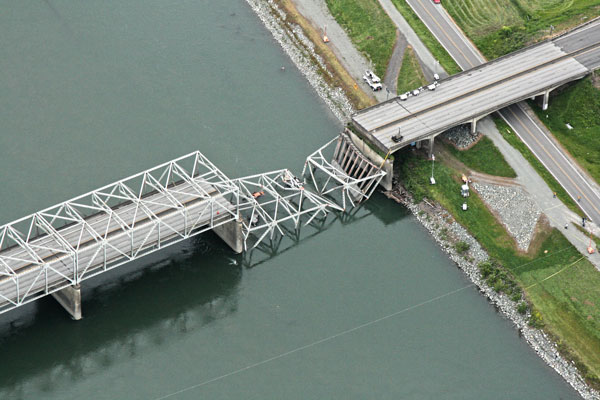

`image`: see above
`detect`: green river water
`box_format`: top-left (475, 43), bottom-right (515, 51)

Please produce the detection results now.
top-left (0, 1), bottom-right (582, 399)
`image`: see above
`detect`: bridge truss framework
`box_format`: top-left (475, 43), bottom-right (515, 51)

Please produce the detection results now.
top-left (0, 141), bottom-right (384, 315)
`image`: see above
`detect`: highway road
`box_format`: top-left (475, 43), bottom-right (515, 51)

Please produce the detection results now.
top-left (499, 104), bottom-right (600, 226)
top-left (404, 0), bottom-right (600, 224)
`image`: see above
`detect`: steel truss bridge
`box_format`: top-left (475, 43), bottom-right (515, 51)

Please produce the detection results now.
top-left (0, 138), bottom-right (384, 317)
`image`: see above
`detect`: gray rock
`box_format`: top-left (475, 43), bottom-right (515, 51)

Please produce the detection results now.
top-left (441, 124), bottom-right (481, 149)
top-left (472, 182), bottom-right (541, 251)
top-left (393, 190), bottom-right (598, 400)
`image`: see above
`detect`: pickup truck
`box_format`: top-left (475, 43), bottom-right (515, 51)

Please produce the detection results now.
top-left (363, 74), bottom-right (382, 91)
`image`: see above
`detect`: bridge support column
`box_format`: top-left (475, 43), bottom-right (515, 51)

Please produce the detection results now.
top-left (345, 129), bottom-right (393, 191)
top-left (428, 136), bottom-right (435, 157)
top-left (52, 284), bottom-right (82, 320)
top-left (471, 117), bottom-right (480, 134)
top-left (542, 90), bottom-right (551, 111)
top-left (214, 218), bottom-right (244, 254)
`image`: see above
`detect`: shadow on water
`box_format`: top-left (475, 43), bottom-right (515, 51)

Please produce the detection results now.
top-left (242, 192), bottom-right (411, 268)
top-left (0, 234), bottom-right (242, 398)
top-left (0, 192), bottom-right (411, 397)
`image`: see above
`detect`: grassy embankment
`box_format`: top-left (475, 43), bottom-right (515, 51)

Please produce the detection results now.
top-left (442, 0), bottom-right (600, 59)
top-left (444, 136), bottom-right (516, 178)
top-left (574, 223), bottom-right (600, 248)
top-left (396, 149), bottom-right (600, 388)
top-left (326, 0), bottom-right (397, 78)
top-left (391, 0), bottom-right (461, 75)
top-left (274, 0), bottom-right (376, 110)
top-left (397, 46), bottom-right (427, 93)
top-left (492, 116), bottom-right (584, 217)
top-left (529, 77), bottom-right (600, 185)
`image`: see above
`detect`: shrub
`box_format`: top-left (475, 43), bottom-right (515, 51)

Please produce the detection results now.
top-left (529, 310), bottom-right (544, 328)
top-left (517, 302), bottom-right (528, 315)
top-left (511, 291), bottom-right (522, 302)
top-left (454, 241), bottom-right (470, 254)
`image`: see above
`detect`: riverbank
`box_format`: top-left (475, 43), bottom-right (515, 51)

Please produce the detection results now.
top-left (244, 0), bottom-right (374, 121)
top-left (385, 186), bottom-right (599, 399)
top-left (244, 0), bottom-right (600, 397)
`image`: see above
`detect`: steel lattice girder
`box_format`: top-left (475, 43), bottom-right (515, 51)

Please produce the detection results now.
top-left (303, 136), bottom-right (386, 210)
top-left (0, 151), bottom-right (241, 312)
top-left (0, 151), bottom-right (348, 315)
top-left (234, 169), bottom-right (343, 250)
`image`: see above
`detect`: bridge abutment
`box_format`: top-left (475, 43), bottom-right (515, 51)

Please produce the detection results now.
top-left (214, 218), bottom-right (244, 253)
top-left (52, 284), bottom-right (82, 320)
top-left (345, 129), bottom-right (393, 190)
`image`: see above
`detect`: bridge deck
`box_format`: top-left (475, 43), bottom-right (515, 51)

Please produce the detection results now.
top-left (0, 149), bottom-right (359, 316)
top-left (0, 178), bottom-right (236, 310)
top-left (353, 37), bottom-right (595, 152)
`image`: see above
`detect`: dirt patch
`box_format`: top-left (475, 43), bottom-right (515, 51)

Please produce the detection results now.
top-left (437, 145), bottom-right (519, 187)
top-left (585, 299), bottom-right (595, 307)
top-left (527, 215), bottom-right (552, 257)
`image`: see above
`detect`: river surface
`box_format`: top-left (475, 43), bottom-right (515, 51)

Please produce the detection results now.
top-left (0, 1), bottom-right (582, 399)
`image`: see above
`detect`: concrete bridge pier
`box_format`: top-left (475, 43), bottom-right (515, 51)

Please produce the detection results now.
top-left (542, 89), bottom-right (552, 111)
top-left (470, 116), bottom-right (482, 134)
top-left (214, 218), bottom-right (244, 253)
top-left (427, 136), bottom-right (435, 157)
top-left (52, 284), bottom-right (82, 320)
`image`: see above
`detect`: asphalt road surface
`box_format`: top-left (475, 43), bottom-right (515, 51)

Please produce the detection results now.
top-left (405, 0), bottom-right (600, 223)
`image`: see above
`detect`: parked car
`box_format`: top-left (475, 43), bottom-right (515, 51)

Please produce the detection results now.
top-left (433, 0), bottom-right (441, 4)
top-left (363, 75), bottom-right (382, 91)
top-left (364, 69), bottom-right (381, 83)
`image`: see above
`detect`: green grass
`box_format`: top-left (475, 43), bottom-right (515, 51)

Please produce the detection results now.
top-left (444, 135), bottom-right (516, 178)
top-left (492, 115), bottom-right (584, 217)
top-left (529, 77), bottom-right (600, 185)
top-left (390, 0), bottom-right (461, 75)
top-left (396, 149), bottom-right (600, 388)
top-left (397, 46), bottom-right (427, 93)
top-left (326, 0), bottom-right (397, 78)
top-left (442, 0), bottom-right (600, 59)
top-left (574, 223), bottom-right (600, 248)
